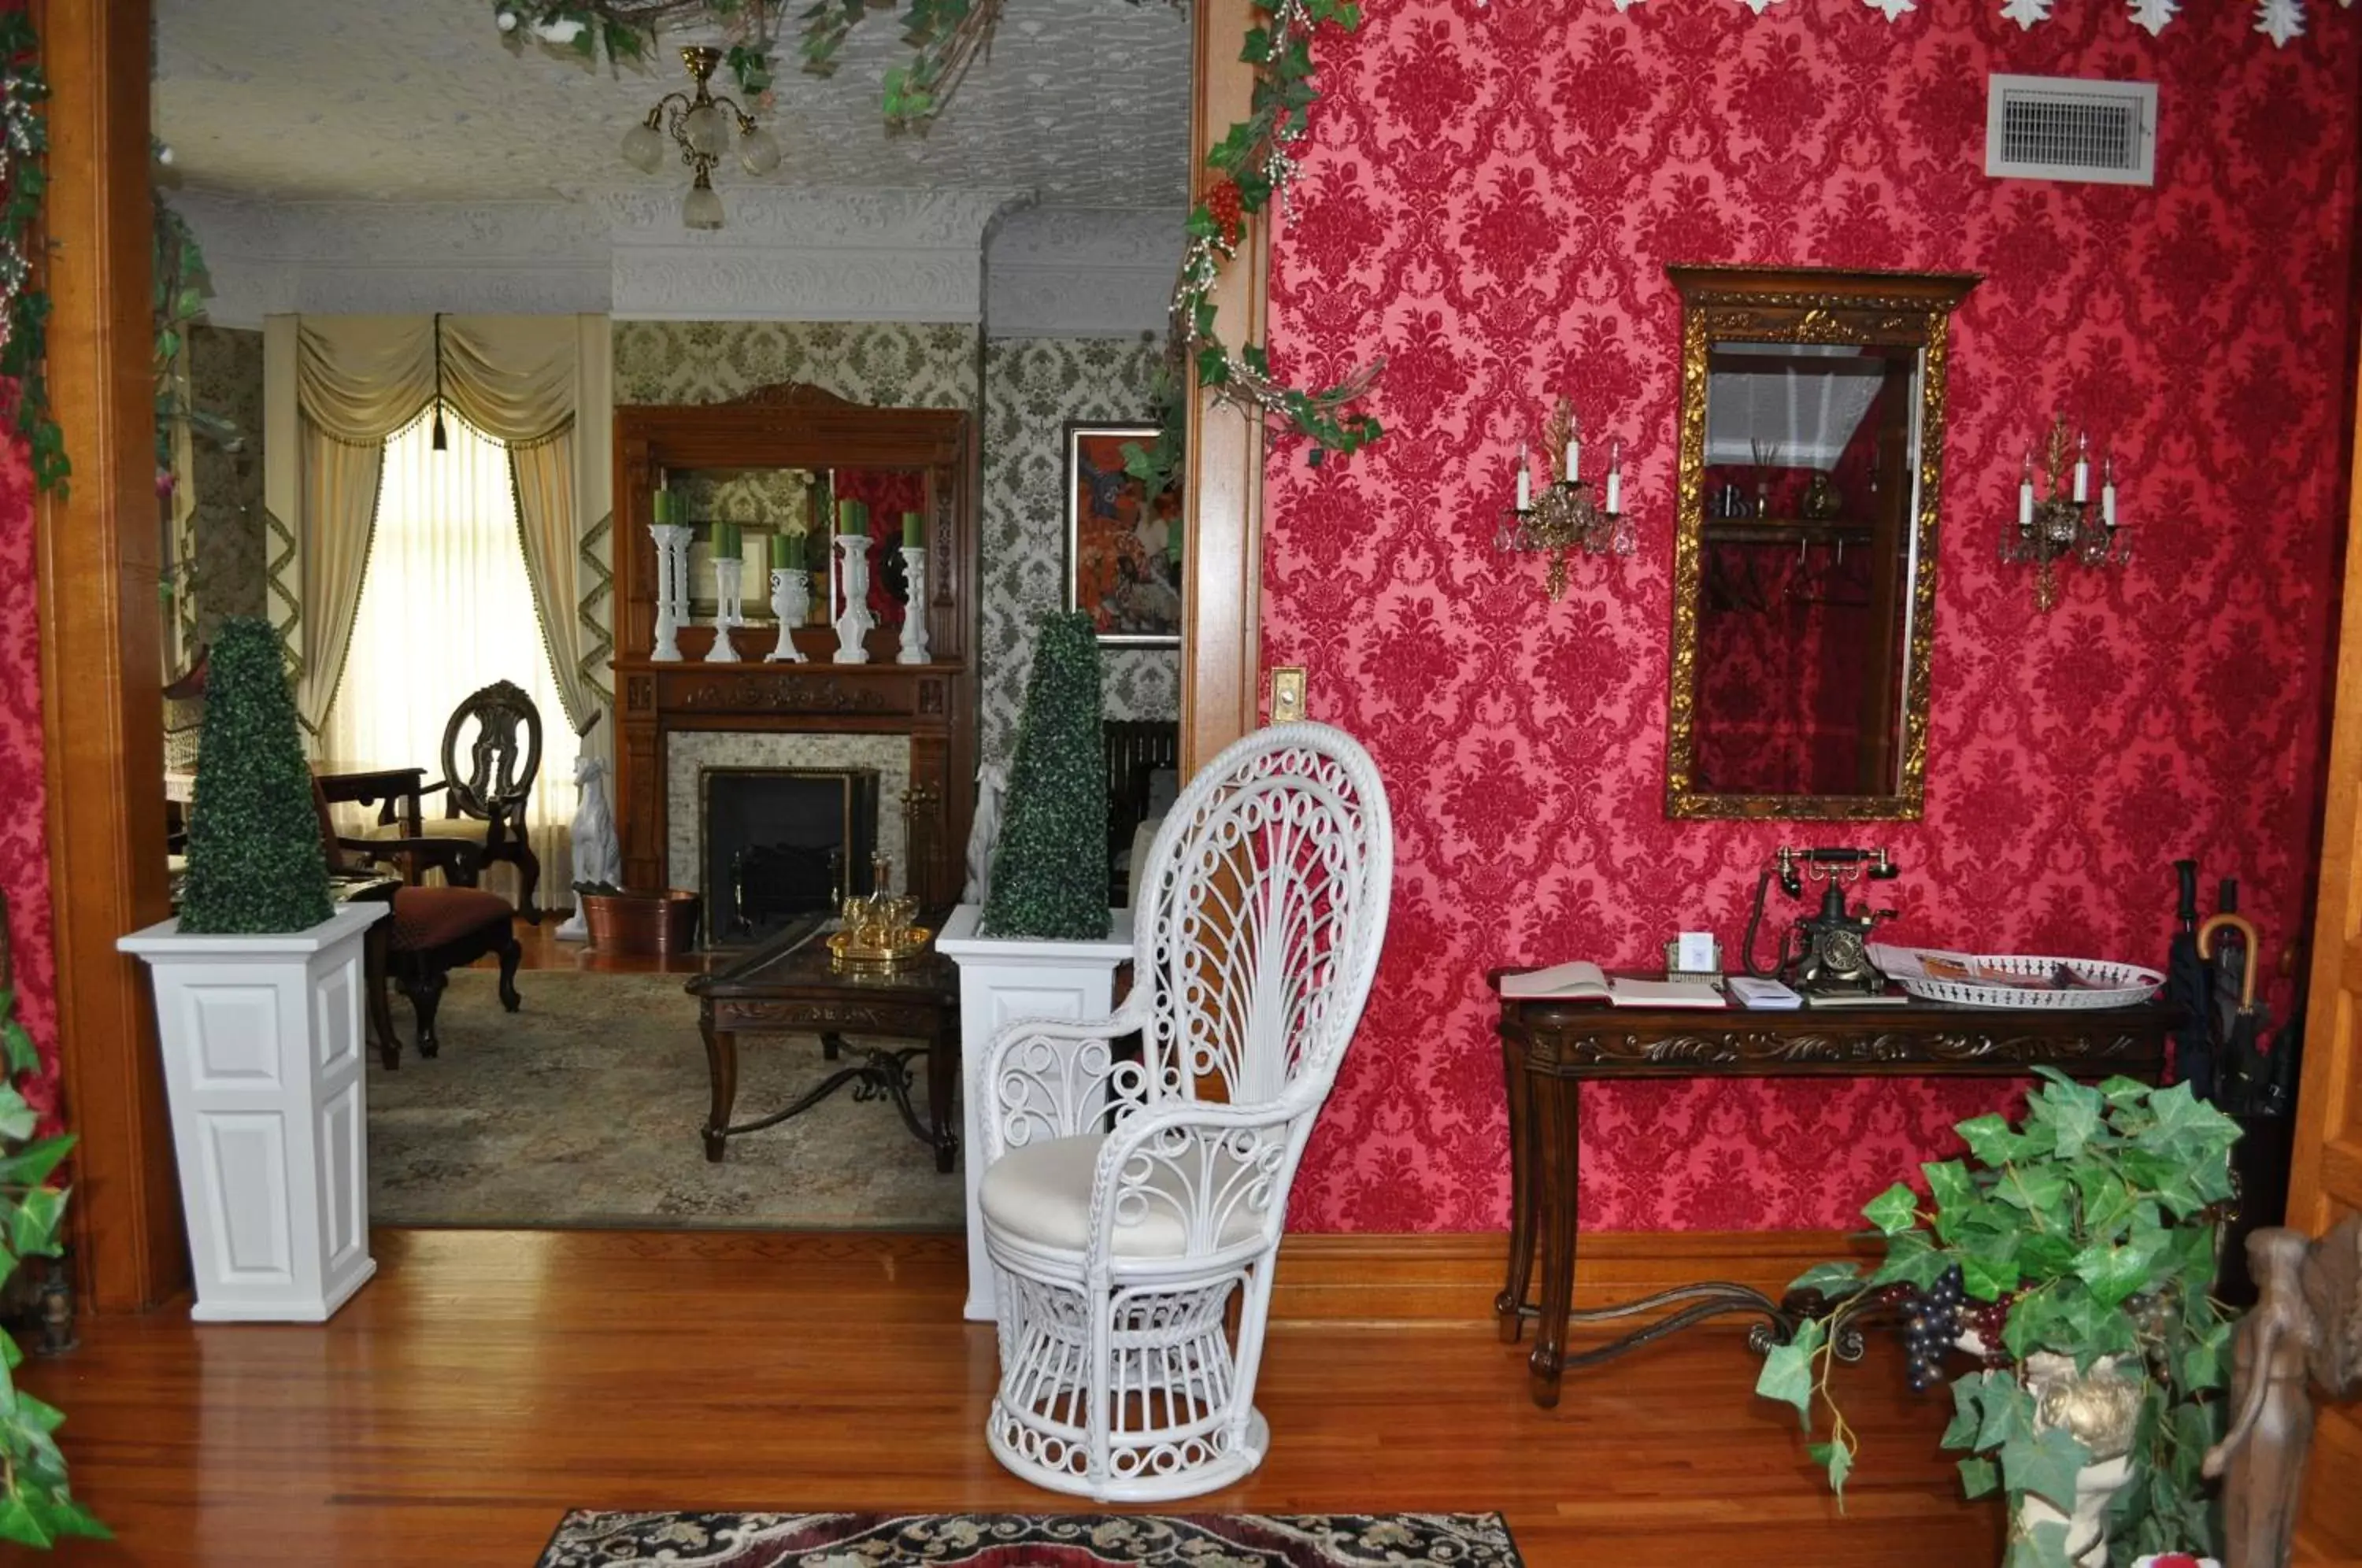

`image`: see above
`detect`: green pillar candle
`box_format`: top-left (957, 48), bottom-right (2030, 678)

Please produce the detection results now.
top-left (712, 521), bottom-right (740, 560)
top-left (769, 530), bottom-right (804, 571)
top-left (836, 498), bottom-right (868, 538)
top-left (901, 509), bottom-right (924, 549)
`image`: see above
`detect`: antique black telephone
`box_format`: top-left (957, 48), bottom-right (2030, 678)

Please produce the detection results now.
top-left (1742, 845), bottom-right (1900, 995)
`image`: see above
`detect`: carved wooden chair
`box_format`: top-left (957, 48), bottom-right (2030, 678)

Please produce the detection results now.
top-left (976, 722), bottom-right (1394, 1500)
top-left (314, 778), bottom-right (521, 1068)
top-left (361, 679), bottom-right (545, 922)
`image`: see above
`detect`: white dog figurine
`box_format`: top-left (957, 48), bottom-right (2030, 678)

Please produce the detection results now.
top-left (553, 753), bottom-right (623, 941)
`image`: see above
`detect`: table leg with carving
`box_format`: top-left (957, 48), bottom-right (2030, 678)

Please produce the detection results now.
top-left (1497, 1023), bottom-right (1536, 1344)
top-left (1528, 1074), bottom-right (1582, 1410)
top-left (928, 1018), bottom-right (958, 1174)
top-left (701, 1006), bottom-right (738, 1163)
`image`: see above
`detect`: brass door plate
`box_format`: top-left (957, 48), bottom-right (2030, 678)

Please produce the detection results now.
top-left (1270, 666), bottom-right (1307, 724)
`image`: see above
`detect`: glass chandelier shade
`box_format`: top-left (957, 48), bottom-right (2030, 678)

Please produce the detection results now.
top-left (738, 122), bottom-right (782, 176)
top-left (620, 116), bottom-right (665, 174)
top-left (682, 168), bottom-right (725, 231)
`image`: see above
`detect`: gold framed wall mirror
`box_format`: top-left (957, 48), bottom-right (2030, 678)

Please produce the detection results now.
top-left (1664, 265), bottom-right (1979, 820)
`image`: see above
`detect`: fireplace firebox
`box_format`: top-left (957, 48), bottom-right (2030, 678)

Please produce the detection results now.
top-left (698, 767), bottom-right (879, 945)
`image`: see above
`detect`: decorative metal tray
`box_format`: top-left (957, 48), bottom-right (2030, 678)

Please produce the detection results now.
top-left (827, 925), bottom-right (934, 974)
top-left (1871, 945), bottom-right (2163, 1011)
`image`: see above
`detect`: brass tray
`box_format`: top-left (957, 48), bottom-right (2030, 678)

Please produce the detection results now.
top-left (827, 925), bottom-right (935, 974)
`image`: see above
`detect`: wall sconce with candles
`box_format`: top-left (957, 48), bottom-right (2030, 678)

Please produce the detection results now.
top-left (2002, 413), bottom-right (2130, 612)
top-left (1494, 397), bottom-right (1633, 600)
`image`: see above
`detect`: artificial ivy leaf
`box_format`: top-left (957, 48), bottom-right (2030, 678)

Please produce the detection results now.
top-left (2073, 1235), bottom-right (2159, 1309)
top-left (1807, 1440), bottom-right (1853, 1505)
top-left (2005, 1520), bottom-right (2073, 1568)
top-left (1942, 1375), bottom-right (1985, 1450)
top-left (1998, 1161), bottom-right (2069, 1215)
top-left (1924, 1159), bottom-right (1975, 1220)
top-left (2003, 1288), bottom-right (2067, 1360)
top-left (2017, 1230), bottom-right (2080, 1285)
top-left (2074, 1162), bottom-right (2137, 1243)
top-left (1957, 1113), bottom-right (2024, 1168)
top-left (1755, 1320), bottom-right (1823, 1427)
top-left (1786, 1260), bottom-right (1864, 1298)
top-left (1974, 1370), bottom-right (2034, 1453)
top-left (2029, 1071), bottom-right (2105, 1159)
top-left (1961, 1248), bottom-right (2022, 1304)
top-left (1863, 1182), bottom-right (1922, 1237)
top-left (1868, 1229), bottom-right (1954, 1291)
top-left (0, 1088), bottom-right (33, 1142)
top-left (2001, 1425), bottom-right (2091, 1513)
top-left (2, 1327), bottom-right (21, 1370)
top-left (2180, 1317), bottom-right (2231, 1391)
top-left (2096, 1074), bottom-right (2152, 1108)
top-left (0, 1133), bottom-right (73, 1190)
top-left (1958, 1455), bottom-right (2001, 1497)
top-left (8, 1185), bottom-right (64, 1257)
top-left (0, 1494), bottom-right (54, 1549)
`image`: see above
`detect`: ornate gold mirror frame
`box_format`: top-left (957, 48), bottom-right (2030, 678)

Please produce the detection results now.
top-left (1664, 264), bottom-right (1979, 821)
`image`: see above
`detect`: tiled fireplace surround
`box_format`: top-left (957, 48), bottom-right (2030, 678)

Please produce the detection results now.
top-left (664, 730), bottom-right (913, 903)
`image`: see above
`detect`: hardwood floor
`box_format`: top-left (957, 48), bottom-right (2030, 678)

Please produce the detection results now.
top-left (24, 1229), bottom-right (2003, 1566)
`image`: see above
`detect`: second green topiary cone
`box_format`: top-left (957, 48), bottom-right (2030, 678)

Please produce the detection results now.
top-left (177, 617), bottom-right (335, 934)
top-left (983, 612), bottom-right (1110, 940)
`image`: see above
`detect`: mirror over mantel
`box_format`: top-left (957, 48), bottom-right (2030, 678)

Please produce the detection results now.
top-left (1664, 264), bottom-right (1979, 822)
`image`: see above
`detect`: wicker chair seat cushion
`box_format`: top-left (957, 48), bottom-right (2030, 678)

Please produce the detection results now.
top-left (390, 886), bottom-right (513, 952)
top-left (979, 1132), bottom-right (1264, 1259)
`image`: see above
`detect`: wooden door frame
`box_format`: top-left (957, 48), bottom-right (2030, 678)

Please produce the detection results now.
top-left (1179, 0), bottom-right (1268, 776)
top-left (38, 0), bottom-right (1268, 1307)
top-left (35, 0), bottom-right (186, 1314)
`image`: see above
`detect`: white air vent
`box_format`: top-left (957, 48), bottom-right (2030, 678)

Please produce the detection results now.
top-left (1985, 75), bottom-right (2157, 186)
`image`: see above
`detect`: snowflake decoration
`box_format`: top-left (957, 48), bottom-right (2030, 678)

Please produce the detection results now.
top-left (1862, 0), bottom-right (1914, 16)
top-left (2001, 0), bottom-right (2053, 26)
top-left (2256, 0), bottom-right (2305, 42)
top-left (2127, 0), bottom-right (2176, 32)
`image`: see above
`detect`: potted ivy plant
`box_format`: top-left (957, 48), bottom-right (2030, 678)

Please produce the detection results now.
top-left (1756, 1070), bottom-right (2241, 1568)
top-left (117, 617), bottom-right (388, 1322)
top-left (937, 612), bottom-right (1128, 1322)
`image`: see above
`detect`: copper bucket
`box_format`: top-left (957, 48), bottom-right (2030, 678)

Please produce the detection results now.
top-left (580, 889), bottom-right (702, 955)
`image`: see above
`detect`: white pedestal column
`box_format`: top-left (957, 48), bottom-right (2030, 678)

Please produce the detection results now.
top-left (705, 556), bottom-right (744, 663)
top-left (833, 535), bottom-right (876, 664)
top-left (117, 904), bottom-right (388, 1322)
top-left (935, 902), bottom-right (1135, 1322)
top-left (650, 523), bottom-right (692, 663)
top-left (897, 545), bottom-right (931, 665)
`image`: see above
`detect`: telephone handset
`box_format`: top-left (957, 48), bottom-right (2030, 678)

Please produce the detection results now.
top-left (1742, 845), bottom-right (1901, 995)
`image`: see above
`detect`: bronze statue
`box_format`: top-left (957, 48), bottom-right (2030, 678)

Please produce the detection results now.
top-left (2204, 1215), bottom-right (2362, 1568)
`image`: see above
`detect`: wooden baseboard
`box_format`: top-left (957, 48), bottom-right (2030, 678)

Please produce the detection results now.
top-left (1268, 1230), bottom-right (1875, 1323)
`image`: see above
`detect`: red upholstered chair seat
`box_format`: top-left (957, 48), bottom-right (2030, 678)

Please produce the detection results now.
top-left (391, 886), bottom-right (514, 952)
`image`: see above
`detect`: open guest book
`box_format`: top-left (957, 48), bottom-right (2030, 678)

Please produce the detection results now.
top-left (1498, 961), bottom-right (1727, 1008)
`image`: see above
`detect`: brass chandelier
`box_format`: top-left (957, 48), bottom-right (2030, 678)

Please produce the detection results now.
top-left (620, 43), bottom-right (782, 230)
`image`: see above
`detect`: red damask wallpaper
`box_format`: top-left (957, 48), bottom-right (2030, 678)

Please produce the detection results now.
top-left (1263, 0), bottom-right (2361, 1230)
top-left (0, 433), bottom-right (59, 1128)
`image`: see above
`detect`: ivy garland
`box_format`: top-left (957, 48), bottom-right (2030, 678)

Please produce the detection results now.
top-left (491, 0), bottom-right (1383, 479)
top-left (0, 10), bottom-right (64, 494)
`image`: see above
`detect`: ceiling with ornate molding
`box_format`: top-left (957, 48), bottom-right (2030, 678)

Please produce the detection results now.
top-left (153, 0), bottom-right (1192, 206)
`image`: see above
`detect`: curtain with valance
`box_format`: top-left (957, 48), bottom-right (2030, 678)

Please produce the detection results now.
top-left (264, 313), bottom-right (612, 743)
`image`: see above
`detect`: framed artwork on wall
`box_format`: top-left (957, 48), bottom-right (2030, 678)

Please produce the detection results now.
top-left (1064, 422), bottom-right (1183, 649)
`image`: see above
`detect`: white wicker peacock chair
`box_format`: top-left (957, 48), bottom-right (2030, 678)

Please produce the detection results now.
top-left (976, 720), bottom-right (1394, 1501)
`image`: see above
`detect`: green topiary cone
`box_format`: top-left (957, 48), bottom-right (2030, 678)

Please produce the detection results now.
top-left (177, 617), bottom-right (335, 934)
top-left (983, 612), bottom-right (1110, 940)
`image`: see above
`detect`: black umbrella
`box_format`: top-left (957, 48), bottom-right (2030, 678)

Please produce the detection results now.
top-left (2200, 912), bottom-right (2268, 1116)
top-left (2165, 859), bottom-right (2216, 1100)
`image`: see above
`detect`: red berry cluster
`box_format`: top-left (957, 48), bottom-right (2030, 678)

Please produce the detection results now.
top-left (1205, 180), bottom-right (1244, 248)
top-left (1957, 1296), bottom-right (2014, 1367)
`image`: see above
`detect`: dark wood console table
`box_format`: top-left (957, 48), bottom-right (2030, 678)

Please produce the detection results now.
top-left (1491, 974), bottom-right (2176, 1408)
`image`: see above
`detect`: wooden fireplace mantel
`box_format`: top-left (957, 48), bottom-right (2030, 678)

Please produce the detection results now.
top-left (610, 386), bottom-right (978, 911)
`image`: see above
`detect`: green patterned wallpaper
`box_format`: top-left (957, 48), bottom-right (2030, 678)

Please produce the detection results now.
top-left (612, 320), bottom-right (980, 408)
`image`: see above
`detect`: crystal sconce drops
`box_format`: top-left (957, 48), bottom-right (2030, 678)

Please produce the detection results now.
top-left (2001, 413), bottom-right (2129, 612)
top-left (619, 44), bottom-right (782, 231)
top-left (1494, 397), bottom-right (1635, 600)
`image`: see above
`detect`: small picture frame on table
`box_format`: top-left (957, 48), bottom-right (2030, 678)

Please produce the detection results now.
top-left (1064, 422), bottom-right (1182, 649)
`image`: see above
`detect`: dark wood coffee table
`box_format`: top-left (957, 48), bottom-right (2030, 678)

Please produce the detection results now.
top-left (687, 909), bottom-right (960, 1170)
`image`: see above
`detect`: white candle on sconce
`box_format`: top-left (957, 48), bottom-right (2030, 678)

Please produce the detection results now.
top-left (1605, 439), bottom-right (1622, 514)
top-left (2018, 452), bottom-right (2034, 529)
top-left (1564, 435), bottom-right (1580, 485)
top-left (2101, 456), bottom-right (2118, 529)
top-left (1516, 447), bottom-right (1531, 510)
top-left (2072, 431), bottom-right (2090, 503)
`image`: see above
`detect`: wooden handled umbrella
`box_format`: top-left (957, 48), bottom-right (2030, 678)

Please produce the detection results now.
top-left (2200, 912), bottom-right (2268, 1116)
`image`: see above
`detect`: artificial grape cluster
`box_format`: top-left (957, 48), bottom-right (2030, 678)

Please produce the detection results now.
top-left (1899, 1266), bottom-right (1968, 1392)
top-left (1956, 1296), bottom-right (2014, 1368)
top-left (1205, 180), bottom-right (1245, 249)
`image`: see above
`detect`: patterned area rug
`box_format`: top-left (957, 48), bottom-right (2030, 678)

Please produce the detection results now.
top-left (535, 1512), bottom-right (1523, 1566)
top-left (368, 970), bottom-right (964, 1230)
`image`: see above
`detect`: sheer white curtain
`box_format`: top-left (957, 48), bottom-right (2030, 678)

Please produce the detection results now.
top-left (324, 406), bottom-right (577, 910)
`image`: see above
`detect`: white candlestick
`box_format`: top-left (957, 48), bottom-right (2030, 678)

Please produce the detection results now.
top-left (1516, 448), bottom-right (1531, 510)
top-left (832, 534), bottom-right (876, 665)
top-left (2072, 433), bottom-right (2090, 503)
top-left (1564, 438), bottom-right (1580, 485)
top-left (1605, 440), bottom-right (1621, 514)
top-left (897, 546), bottom-right (931, 665)
top-left (2101, 458), bottom-right (2117, 529)
top-left (2018, 454), bottom-right (2034, 529)
top-left (650, 523), bottom-right (692, 662)
top-left (705, 556), bottom-right (743, 663)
